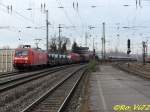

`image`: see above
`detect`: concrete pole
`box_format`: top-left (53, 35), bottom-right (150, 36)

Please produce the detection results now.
top-left (102, 22), bottom-right (106, 60)
top-left (58, 24), bottom-right (62, 58)
top-left (46, 10), bottom-right (49, 53)
top-left (85, 32), bottom-right (88, 47)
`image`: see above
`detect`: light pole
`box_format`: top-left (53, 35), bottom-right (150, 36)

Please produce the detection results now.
top-left (58, 24), bottom-right (63, 57)
top-left (26, 8), bottom-right (49, 52)
top-left (93, 37), bottom-right (95, 50)
top-left (102, 22), bottom-right (106, 61)
top-left (85, 32), bottom-right (88, 47)
top-left (88, 25), bottom-right (96, 50)
top-left (18, 30), bottom-right (22, 46)
top-left (88, 25), bottom-right (96, 58)
top-left (45, 10), bottom-right (49, 52)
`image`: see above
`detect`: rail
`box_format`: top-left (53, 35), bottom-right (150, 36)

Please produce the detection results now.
top-left (20, 65), bottom-right (87, 112)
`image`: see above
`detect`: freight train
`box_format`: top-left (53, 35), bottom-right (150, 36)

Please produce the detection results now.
top-left (13, 45), bottom-right (90, 70)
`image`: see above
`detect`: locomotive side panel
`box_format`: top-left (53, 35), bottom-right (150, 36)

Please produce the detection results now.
top-left (13, 47), bottom-right (48, 70)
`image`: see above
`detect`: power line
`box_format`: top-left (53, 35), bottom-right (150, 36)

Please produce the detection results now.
top-left (72, 0), bottom-right (87, 37)
top-left (0, 2), bottom-right (41, 26)
top-left (0, 27), bottom-right (35, 40)
top-left (56, 0), bottom-right (83, 38)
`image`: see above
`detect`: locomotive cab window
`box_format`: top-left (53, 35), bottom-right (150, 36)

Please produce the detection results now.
top-left (15, 50), bottom-right (28, 56)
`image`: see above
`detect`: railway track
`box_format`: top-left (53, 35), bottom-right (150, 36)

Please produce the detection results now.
top-left (20, 65), bottom-right (87, 112)
top-left (126, 63), bottom-right (150, 72)
top-left (116, 62), bottom-right (150, 79)
top-left (133, 63), bottom-right (150, 72)
top-left (0, 64), bottom-right (81, 79)
top-left (0, 71), bottom-right (19, 78)
top-left (0, 64), bottom-right (78, 93)
top-left (0, 67), bottom-right (60, 79)
top-left (0, 69), bottom-right (49, 79)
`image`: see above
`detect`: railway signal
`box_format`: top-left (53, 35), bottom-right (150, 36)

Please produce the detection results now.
top-left (127, 39), bottom-right (130, 49)
top-left (127, 39), bottom-right (131, 55)
top-left (127, 50), bottom-right (131, 55)
top-left (142, 41), bottom-right (147, 65)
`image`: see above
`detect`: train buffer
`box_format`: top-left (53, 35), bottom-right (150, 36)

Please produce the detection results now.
top-left (88, 65), bottom-right (150, 112)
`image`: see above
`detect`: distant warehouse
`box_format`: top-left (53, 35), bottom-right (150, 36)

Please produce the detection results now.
top-left (0, 49), bottom-right (14, 72)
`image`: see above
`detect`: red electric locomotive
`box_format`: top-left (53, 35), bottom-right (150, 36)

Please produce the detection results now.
top-left (13, 45), bottom-right (48, 69)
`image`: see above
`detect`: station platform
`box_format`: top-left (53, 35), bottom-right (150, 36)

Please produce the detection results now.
top-left (88, 65), bottom-right (150, 112)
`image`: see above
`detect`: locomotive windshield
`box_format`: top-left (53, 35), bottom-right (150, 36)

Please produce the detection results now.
top-left (15, 50), bottom-right (28, 56)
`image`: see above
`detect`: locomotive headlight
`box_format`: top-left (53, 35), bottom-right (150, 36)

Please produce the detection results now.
top-left (24, 57), bottom-right (28, 60)
top-left (14, 57), bottom-right (19, 60)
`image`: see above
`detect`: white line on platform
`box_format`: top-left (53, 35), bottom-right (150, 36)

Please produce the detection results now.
top-left (96, 75), bottom-right (108, 111)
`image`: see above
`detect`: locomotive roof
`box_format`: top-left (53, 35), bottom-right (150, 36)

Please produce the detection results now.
top-left (15, 47), bottom-right (46, 52)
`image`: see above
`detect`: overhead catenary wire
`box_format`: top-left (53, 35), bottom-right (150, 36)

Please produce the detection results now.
top-left (0, 1), bottom-right (47, 47)
top-left (55, 0), bottom-right (83, 38)
top-left (72, 0), bottom-right (87, 37)
top-left (0, 2), bottom-right (42, 26)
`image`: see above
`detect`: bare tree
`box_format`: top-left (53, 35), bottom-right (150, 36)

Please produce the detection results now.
top-left (60, 37), bottom-right (71, 54)
top-left (48, 37), bottom-right (57, 53)
top-left (48, 36), bottom-right (70, 54)
top-left (72, 41), bottom-right (78, 52)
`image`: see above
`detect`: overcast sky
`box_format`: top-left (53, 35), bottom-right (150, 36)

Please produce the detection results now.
top-left (0, 0), bottom-right (150, 54)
